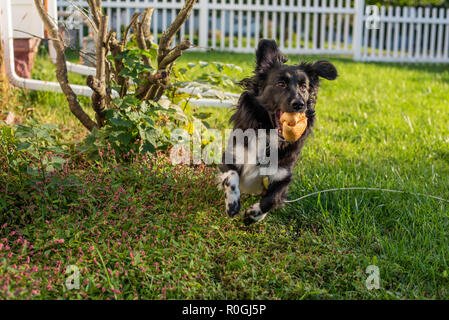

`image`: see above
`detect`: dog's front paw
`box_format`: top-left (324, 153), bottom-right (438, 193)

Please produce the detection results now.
top-left (243, 203), bottom-right (267, 226)
top-left (226, 198), bottom-right (241, 218)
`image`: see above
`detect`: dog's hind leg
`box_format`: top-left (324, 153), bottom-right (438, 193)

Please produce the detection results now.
top-left (219, 170), bottom-right (241, 217)
top-left (243, 174), bottom-right (292, 226)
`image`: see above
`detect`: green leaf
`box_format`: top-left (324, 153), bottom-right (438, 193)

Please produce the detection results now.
top-left (119, 68), bottom-right (133, 77)
top-left (148, 48), bottom-right (158, 60)
top-left (212, 62), bottom-right (224, 72)
top-left (202, 121), bottom-right (211, 129)
top-left (34, 128), bottom-right (51, 139)
top-left (140, 115), bottom-right (155, 126)
top-left (127, 111), bottom-right (140, 122)
top-left (118, 95), bottom-right (141, 109)
top-left (194, 112), bottom-right (212, 120)
top-left (114, 50), bottom-right (130, 60)
top-left (17, 142), bottom-right (32, 151)
top-left (138, 125), bottom-right (160, 145)
top-left (27, 165), bottom-right (39, 176)
top-left (116, 132), bottom-right (133, 146)
top-left (139, 140), bottom-right (155, 154)
top-left (14, 125), bottom-right (33, 138)
top-left (132, 48), bottom-right (152, 57)
top-left (39, 124), bottom-right (58, 130)
top-left (48, 146), bottom-right (66, 154)
top-left (109, 116), bottom-right (133, 128)
top-left (50, 156), bottom-right (66, 165)
top-left (50, 157), bottom-right (65, 170)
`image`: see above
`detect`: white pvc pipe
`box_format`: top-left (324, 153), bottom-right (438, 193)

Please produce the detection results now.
top-left (188, 98), bottom-right (234, 108)
top-left (177, 86), bottom-right (240, 99)
top-left (0, 0), bottom-right (92, 97)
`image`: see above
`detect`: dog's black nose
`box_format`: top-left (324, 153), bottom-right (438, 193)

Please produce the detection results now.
top-left (291, 99), bottom-right (305, 111)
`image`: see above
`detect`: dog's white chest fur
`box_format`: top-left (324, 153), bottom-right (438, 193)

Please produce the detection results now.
top-left (237, 144), bottom-right (289, 195)
top-left (239, 164), bottom-right (265, 195)
top-left (237, 143), bottom-right (265, 195)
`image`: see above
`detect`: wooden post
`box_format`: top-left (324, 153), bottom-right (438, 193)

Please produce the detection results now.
top-left (198, 0), bottom-right (208, 49)
top-left (353, 0), bottom-right (365, 61)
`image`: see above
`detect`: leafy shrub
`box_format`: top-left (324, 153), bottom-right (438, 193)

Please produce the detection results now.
top-left (79, 99), bottom-right (186, 159)
top-left (367, 0), bottom-right (449, 8)
top-left (0, 118), bottom-right (67, 182)
top-left (80, 48), bottom-right (242, 161)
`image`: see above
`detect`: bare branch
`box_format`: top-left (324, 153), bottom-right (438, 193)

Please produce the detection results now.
top-left (66, 0), bottom-right (98, 33)
top-left (123, 12), bottom-right (141, 48)
top-left (87, 14), bottom-right (108, 127)
top-left (12, 29), bottom-right (61, 42)
top-left (107, 31), bottom-right (127, 90)
top-left (87, 0), bottom-right (101, 29)
top-left (158, 0), bottom-right (196, 61)
top-left (132, 12), bottom-right (154, 67)
top-left (141, 8), bottom-right (154, 41)
top-left (135, 71), bottom-right (168, 99)
top-left (159, 40), bottom-right (191, 70)
top-left (135, 2), bottom-right (194, 102)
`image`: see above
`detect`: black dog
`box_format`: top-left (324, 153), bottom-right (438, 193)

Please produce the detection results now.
top-left (219, 39), bottom-right (337, 225)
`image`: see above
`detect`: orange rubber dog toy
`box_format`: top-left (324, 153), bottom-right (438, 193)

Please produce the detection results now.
top-left (280, 112), bottom-right (308, 142)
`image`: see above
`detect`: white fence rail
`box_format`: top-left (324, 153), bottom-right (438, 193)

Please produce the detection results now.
top-left (56, 0), bottom-right (449, 63)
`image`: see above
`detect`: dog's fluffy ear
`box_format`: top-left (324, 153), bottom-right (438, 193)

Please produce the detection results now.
top-left (311, 60), bottom-right (338, 80)
top-left (255, 40), bottom-right (287, 74)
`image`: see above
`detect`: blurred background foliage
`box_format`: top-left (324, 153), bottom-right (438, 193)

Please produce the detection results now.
top-left (366, 0), bottom-right (449, 7)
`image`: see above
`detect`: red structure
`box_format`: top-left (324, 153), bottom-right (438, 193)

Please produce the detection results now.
top-left (13, 38), bottom-right (41, 79)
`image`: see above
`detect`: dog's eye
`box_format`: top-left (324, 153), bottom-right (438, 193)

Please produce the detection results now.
top-left (276, 81), bottom-right (287, 88)
top-left (299, 83), bottom-right (307, 90)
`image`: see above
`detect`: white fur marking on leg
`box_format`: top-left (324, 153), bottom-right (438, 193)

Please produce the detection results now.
top-left (220, 170), bottom-right (241, 217)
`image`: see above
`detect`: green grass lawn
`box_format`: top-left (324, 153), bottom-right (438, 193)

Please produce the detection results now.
top-left (1, 47), bottom-right (449, 299)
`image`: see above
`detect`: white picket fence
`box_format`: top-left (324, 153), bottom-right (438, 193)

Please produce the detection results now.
top-left (360, 5), bottom-right (449, 62)
top-left (57, 0), bottom-right (449, 63)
